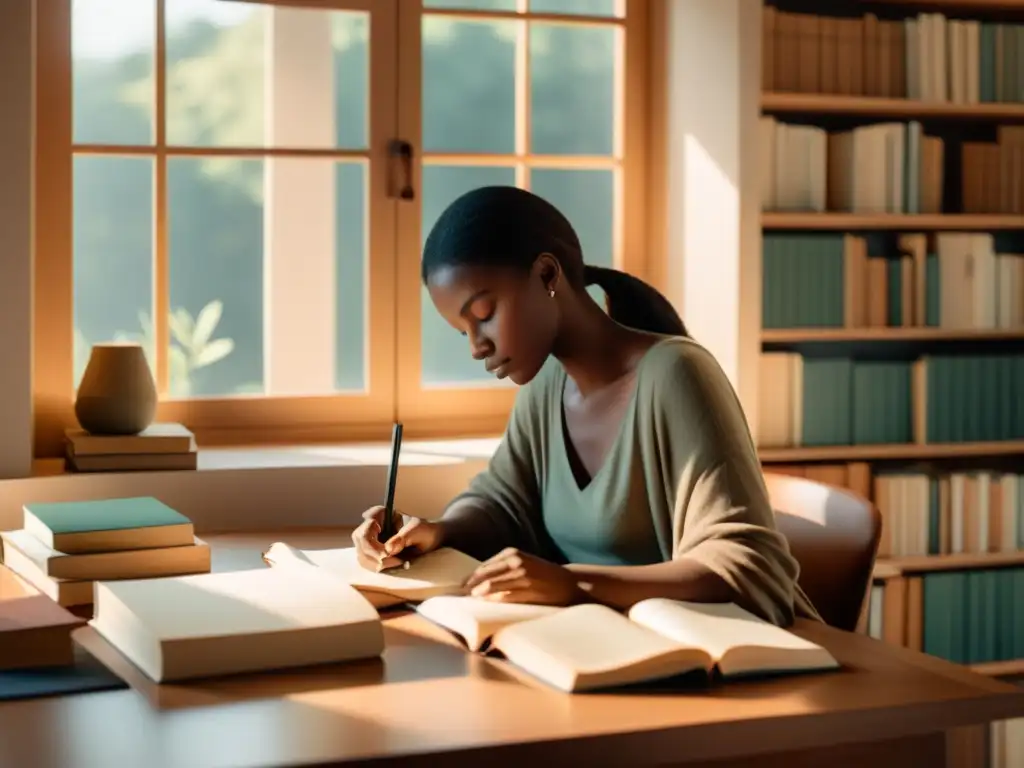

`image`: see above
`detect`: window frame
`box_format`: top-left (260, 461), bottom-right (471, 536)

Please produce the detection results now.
top-left (33, 0), bottom-right (651, 458)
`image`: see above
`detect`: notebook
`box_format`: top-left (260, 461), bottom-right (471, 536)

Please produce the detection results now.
top-left (23, 497), bottom-right (194, 553)
top-left (416, 595), bottom-right (840, 693)
top-left (262, 542), bottom-right (481, 608)
top-left (89, 563), bottom-right (385, 683)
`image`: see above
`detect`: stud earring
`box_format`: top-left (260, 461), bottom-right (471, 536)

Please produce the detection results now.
top-left (548, 288), bottom-right (556, 298)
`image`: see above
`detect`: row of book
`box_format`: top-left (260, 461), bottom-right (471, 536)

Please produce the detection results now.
top-left (0, 496), bottom-right (209, 607)
top-left (763, 232), bottom-right (1024, 331)
top-left (765, 7), bottom-right (1023, 104)
top-left (873, 471), bottom-right (1022, 559)
top-left (760, 118), bottom-right (942, 214)
top-left (920, 567), bottom-right (1024, 666)
top-left (758, 352), bottom-right (1024, 448)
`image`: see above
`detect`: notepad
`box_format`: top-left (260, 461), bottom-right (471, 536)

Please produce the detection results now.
top-left (263, 542), bottom-right (481, 607)
top-left (416, 595), bottom-right (840, 693)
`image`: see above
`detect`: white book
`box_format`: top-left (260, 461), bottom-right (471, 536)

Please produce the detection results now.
top-left (89, 564), bottom-right (384, 683)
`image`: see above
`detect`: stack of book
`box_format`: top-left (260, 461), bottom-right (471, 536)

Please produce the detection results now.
top-left (0, 497), bottom-right (211, 609)
top-left (64, 423), bottom-right (198, 473)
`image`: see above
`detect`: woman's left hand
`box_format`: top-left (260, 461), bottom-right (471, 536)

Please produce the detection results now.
top-left (463, 548), bottom-right (585, 606)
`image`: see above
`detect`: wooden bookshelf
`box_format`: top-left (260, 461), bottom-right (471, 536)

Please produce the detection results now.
top-left (761, 212), bottom-right (1024, 230)
top-left (762, 327), bottom-right (1024, 343)
top-left (759, 440), bottom-right (1024, 463)
top-left (763, 91), bottom-right (1024, 119)
top-left (877, 550), bottom-right (1024, 573)
top-left (762, 5), bottom-right (1024, 761)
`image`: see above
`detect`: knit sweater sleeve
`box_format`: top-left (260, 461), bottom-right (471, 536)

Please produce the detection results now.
top-left (645, 341), bottom-right (820, 626)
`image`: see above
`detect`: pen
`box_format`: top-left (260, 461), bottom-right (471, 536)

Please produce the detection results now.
top-left (378, 422), bottom-right (403, 549)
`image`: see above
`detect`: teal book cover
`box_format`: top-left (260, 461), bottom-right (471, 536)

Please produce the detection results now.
top-left (24, 497), bottom-right (189, 533)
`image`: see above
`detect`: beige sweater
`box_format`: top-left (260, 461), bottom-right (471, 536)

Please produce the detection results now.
top-left (443, 337), bottom-right (821, 627)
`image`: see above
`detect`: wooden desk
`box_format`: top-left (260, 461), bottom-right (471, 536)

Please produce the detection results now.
top-left (0, 530), bottom-right (1021, 768)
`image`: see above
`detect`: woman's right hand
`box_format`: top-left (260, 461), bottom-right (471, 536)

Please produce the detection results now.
top-left (352, 505), bottom-right (445, 572)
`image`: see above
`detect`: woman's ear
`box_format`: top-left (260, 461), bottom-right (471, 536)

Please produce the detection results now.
top-left (533, 252), bottom-right (562, 294)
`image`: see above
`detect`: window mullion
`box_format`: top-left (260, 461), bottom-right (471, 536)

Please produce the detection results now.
top-left (154, 0), bottom-right (170, 396)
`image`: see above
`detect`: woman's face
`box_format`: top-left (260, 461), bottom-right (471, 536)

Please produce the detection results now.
top-left (426, 260), bottom-right (559, 386)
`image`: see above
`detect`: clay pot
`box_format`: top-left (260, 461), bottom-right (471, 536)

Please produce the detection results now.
top-left (74, 342), bottom-right (157, 435)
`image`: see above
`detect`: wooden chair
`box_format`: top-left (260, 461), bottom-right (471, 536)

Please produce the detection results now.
top-left (764, 472), bottom-right (882, 632)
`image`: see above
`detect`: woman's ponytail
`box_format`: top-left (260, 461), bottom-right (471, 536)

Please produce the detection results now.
top-left (583, 265), bottom-right (688, 337)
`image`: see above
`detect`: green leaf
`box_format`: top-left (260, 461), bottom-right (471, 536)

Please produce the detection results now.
top-left (193, 337), bottom-right (234, 368)
top-left (169, 307), bottom-right (195, 349)
top-left (168, 346), bottom-right (192, 397)
top-left (192, 300), bottom-right (223, 350)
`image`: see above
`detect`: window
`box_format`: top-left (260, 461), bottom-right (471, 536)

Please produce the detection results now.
top-left (34, 0), bottom-right (649, 457)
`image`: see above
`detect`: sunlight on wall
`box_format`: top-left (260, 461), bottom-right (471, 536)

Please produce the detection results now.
top-left (682, 133), bottom-right (741, 384)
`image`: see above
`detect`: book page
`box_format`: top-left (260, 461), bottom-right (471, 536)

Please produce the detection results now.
top-left (492, 603), bottom-right (712, 692)
top-left (263, 543), bottom-right (481, 601)
top-left (628, 599), bottom-right (838, 677)
top-left (416, 596), bottom-right (559, 651)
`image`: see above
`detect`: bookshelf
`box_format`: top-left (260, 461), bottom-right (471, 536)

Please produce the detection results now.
top-left (757, 2), bottom-right (1024, 765)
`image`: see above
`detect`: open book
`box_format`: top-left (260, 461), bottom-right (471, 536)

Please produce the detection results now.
top-left (416, 596), bottom-right (839, 692)
top-left (262, 542), bottom-right (481, 608)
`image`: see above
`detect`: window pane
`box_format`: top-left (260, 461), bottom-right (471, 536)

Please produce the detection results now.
top-left (72, 0), bottom-right (155, 145)
top-left (167, 157), bottom-right (264, 398)
top-left (164, 1), bottom-right (369, 149)
top-left (423, 17), bottom-right (516, 154)
top-left (73, 156), bottom-right (154, 387)
top-left (425, 0), bottom-right (516, 9)
top-left (167, 157), bottom-right (369, 398)
top-left (420, 166), bottom-right (516, 386)
top-left (528, 0), bottom-right (618, 16)
top-left (531, 169), bottom-right (614, 268)
top-left (335, 162), bottom-right (368, 392)
top-left (530, 23), bottom-right (615, 155)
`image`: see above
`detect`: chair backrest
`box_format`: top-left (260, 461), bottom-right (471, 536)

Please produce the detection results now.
top-left (763, 472), bottom-right (882, 632)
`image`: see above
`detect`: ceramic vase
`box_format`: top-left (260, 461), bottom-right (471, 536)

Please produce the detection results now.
top-left (74, 342), bottom-right (157, 435)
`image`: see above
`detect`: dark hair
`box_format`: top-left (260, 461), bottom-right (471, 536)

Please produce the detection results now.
top-left (421, 186), bottom-right (687, 337)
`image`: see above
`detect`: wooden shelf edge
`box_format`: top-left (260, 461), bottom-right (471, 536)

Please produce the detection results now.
top-left (762, 91), bottom-right (1024, 120)
top-left (759, 441), bottom-right (1024, 462)
top-left (876, 550), bottom-right (1024, 575)
top-left (864, 0), bottom-right (1024, 12)
top-left (762, 212), bottom-right (1024, 230)
top-left (969, 659), bottom-right (1024, 677)
top-left (762, 328), bottom-right (1024, 343)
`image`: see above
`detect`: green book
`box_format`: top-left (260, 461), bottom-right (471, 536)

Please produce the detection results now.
top-left (22, 497), bottom-right (193, 554)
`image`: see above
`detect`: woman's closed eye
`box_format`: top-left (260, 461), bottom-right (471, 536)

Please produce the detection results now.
top-left (468, 298), bottom-right (496, 323)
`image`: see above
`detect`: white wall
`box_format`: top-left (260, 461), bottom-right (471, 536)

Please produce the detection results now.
top-left (654, 0), bottom-right (763, 439)
top-left (0, 1), bottom-right (35, 480)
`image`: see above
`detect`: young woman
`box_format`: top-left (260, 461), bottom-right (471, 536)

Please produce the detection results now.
top-left (352, 186), bottom-right (819, 627)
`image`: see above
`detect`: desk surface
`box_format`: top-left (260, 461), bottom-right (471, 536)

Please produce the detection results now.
top-left (1, 529), bottom-right (1023, 768)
